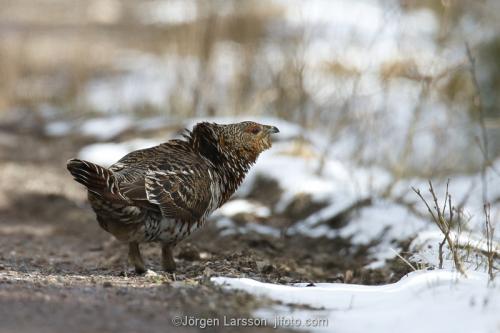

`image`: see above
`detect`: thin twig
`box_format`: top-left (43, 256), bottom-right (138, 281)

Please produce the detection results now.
top-left (413, 181), bottom-right (467, 277)
top-left (390, 247), bottom-right (416, 272)
top-left (465, 43), bottom-right (489, 204)
top-left (484, 203), bottom-right (496, 282)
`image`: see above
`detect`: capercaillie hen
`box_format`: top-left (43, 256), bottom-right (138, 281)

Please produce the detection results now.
top-left (67, 121), bottom-right (279, 273)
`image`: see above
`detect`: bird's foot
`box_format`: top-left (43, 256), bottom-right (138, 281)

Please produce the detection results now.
top-left (128, 242), bottom-right (146, 274)
top-left (134, 265), bottom-right (146, 275)
top-left (161, 245), bottom-right (177, 273)
top-left (162, 258), bottom-right (176, 273)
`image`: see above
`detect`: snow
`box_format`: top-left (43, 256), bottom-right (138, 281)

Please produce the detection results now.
top-left (138, 0), bottom-right (198, 25)
top-left (212, 270), bottom-right (500, 333)
top-left (216, 217), bottom-right (281, 238)
top-left (410, 230), bottom-right (500, 272)
top-left (45, 121), bottom-right (73, 137)
top-left (79, 116), bottom-right (133, 140)
top-left (215, 199), bottom-right (271, 218)
top-left (45, 114), bottom-right (175, 141)
top-left (84, 53), bottom-right (199, 113)
top-left (279, 0), bottom-right (385, 36)
top-left (393, 169), bottom-right (500, 233)
top-left (78, 138), bottom-right (159, 167)
top-left (339, 203), bottom-right (427, 244)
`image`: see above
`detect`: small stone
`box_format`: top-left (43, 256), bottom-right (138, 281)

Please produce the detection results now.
top-left (256, 261), bottom-right (275, 274)
top-left (345, 270), bottom-right (354, 283)
top-left (256, 261), bottom-right (266, 271)
top-left (199, 252), bottom-right (211, 260)
top-left (332, 274), bottom-right (344, 283)
top-left (145, 269), bottom-right (159, 278)
top-left (103, 281), bottom-right (113, 288)
top-left (203, 267), bottom-right (215, 277)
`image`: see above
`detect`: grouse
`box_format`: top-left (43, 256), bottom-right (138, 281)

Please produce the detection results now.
top-left (67, 121), bottom-right (279, 273)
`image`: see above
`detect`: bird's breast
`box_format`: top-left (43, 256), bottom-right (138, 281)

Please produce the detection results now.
top-left (156, 216), bottom-right (206, 244)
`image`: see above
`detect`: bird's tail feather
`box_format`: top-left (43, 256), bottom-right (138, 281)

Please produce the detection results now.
top-left (67, 158), bottom-right (121, 199)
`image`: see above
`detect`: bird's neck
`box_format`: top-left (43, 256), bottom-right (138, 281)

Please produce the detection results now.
top-left (214, 150), bottom-right (255, 206)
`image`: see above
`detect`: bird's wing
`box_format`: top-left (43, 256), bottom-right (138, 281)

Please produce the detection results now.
top-left (144, 170), bottom-right (212, 223)
top-left (109, 161), bottom-right (152, 207)
top-left (108, 144), bottom-right (182, 200)
top-left (107, 142), bottom-right (212, 220)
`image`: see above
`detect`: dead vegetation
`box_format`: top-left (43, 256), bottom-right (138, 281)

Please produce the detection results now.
top-left (412, 180), bottom-right (499, 280)
top-left (483, 203), bottom-right (497, 282)
top-left (412, 180), bottom-right (467, 276)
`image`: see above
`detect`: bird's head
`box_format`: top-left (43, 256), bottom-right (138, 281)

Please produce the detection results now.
top-left (190, 121), bottom-right (279, 164)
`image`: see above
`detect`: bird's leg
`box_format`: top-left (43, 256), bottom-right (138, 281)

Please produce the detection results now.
top-left (161, 244), bottom-right (176, 273)
top-left (128, 242), bottom-right (146, 274)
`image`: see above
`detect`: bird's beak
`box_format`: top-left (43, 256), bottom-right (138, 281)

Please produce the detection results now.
top-left (264, 125), bottom-right (280, 134)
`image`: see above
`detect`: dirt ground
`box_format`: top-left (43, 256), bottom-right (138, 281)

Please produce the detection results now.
top-left (0, 114), bottom-right (412, 333)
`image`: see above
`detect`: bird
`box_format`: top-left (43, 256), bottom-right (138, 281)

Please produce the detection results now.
top-left (67, 121), bottom-right (279, 273)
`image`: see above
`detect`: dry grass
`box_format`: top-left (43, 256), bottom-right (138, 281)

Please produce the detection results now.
top-left (412, 180), bottom-right (467, 276)
top-left (483, 203), bottom-right (497, 282)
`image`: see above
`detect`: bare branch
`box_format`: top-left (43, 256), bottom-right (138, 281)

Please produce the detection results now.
top-left (484, 203), bottom-right (497, 282)
top-left (413, 181), bottom-right (467, 277)
top-left (465, 43), bottom-right (489, 204)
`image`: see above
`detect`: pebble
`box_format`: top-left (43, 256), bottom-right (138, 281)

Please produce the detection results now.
top-left (144, 269), bottom-right (160, 278)
top-left (203, 267), bottom-right (215, 277)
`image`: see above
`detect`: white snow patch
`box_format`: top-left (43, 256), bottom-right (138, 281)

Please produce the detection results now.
top-left (279, 0), bottom-right (384, 36)
top-left (215, 217), bottom-right (281, 238)
top-left (290, 200), bottom-right (430, 265)
top-left (291, 201), bottom-right (429, 246)
top-left (79, 116), bottom-right (133, 140)
top-left (45, 121), bottom-right (73, 137)
top-left (213, 270), bottom-right (500, 333)
top-left (410, 230), bottom-right (500, 272)
top-left (78, 139), bottom-right (159, 167)
top-left (215, 199), bottom-right (271, 218)
top-left (138, 0), bottom-right (198, 25)
top-left (85, 53), bottom-right (199, 113)
top-left (340, 202), bottom-right (428, 244)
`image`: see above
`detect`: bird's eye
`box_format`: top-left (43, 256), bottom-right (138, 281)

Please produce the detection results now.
top-left (250, 127), bottom-right (261, 134)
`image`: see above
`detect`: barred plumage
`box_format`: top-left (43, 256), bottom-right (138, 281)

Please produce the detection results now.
top-left (67, 121), bottom-right (279, 273)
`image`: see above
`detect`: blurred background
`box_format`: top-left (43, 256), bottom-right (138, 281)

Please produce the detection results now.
top-left (1, 0), bottom-right (499, 174)
top-left (0, 1), bottom-right (499, 331)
